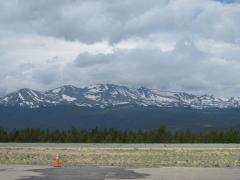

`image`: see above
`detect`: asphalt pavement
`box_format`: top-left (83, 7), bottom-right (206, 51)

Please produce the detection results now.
top-left (1, 165), bottom-right (240, 180)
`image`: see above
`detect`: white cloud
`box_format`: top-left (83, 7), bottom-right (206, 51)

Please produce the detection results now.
top-left (0, 0), bottom-right (240, 97)
top-left (1, 0), bottom-right (240, 43)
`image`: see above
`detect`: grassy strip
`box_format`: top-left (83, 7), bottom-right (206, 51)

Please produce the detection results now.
top-left (0, 148), bottom-right (240, 168)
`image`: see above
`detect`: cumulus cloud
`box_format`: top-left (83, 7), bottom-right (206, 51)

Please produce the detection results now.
top-left (73, 53), bottom-right (114, 68)
top-left (0, 0), bottom-right (240, 97)
top-left (32, 68), bottom-right (59, 85)
top-left (58, 39), bottom-right (240, 96)
top-left (1, 0), bottom-right (240, 43)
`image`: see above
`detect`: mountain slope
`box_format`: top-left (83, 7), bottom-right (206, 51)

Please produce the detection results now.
top-left (0, 84), bottom-right (240, 109)
top-left (0, 106), bottom-right (240, 131)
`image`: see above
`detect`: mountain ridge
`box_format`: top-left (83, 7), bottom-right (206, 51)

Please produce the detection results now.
top-left (0, 83), bottom-right (240, 109)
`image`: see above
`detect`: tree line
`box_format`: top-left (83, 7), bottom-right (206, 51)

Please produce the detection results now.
top-left (0, 127), bottom-right (240, 143)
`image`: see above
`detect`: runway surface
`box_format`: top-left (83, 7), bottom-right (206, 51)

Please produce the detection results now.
top-left (1, 165), bottom-right (240, 180)
top-left (1, 143), bottom-right (240, 149)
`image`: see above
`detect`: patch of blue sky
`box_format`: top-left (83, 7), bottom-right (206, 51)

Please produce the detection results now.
top-left (215, 0), bottom-right (239, 4)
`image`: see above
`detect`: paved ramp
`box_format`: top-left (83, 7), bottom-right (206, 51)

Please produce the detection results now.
top-left (1, 165), bottom-right (240, 180)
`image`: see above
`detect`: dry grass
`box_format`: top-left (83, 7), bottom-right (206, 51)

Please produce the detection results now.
top-left (0, 148), bottom-right (240, 168)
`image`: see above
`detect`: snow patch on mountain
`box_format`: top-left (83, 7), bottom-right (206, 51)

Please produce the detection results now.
top-left (18, 93), bottom-right (24, 101)
top-left (0, 84), bottom-right (240, 109)
top-left (52, 88), bottom-right (61, 93)
top-left (84, 94), bottom-right (98, 101)
top-left (62, 94), bottom-right (76, 102)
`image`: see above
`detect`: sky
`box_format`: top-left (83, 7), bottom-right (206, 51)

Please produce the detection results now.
top-left (0, 0), bottom-right (240, 97)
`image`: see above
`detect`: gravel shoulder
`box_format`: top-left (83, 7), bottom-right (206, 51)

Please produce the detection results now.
top-left (0, 148), bottom-right (240, 168)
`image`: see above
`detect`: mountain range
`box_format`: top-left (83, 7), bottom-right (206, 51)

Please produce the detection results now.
top-left (1, 84), bottom-right (240, 131)
top-left (1, 84), bottom-right (240, 109)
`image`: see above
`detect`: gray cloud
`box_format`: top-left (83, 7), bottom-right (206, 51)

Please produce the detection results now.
top-left (0, 38), bottom-right (240, 97)
top-left (19, 63), bottom-right (35, 70)
top-left (63, 40), bottom-right (240, 96)
top-left (73, 53), bottom-right (114, 68)
top-left (0, 0), bottom-right (240, 43)
top-left (0, 89), bottom-right (6, 97)
top-left (32, 68), bottom-right (59, 85)
top-left (0, 0), bottom-right (240, 97)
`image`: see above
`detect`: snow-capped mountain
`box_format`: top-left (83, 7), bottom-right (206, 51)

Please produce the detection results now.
top-left (0, 84), bottom-right (240, 109)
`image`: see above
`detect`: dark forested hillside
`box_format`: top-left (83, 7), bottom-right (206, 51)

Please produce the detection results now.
top-left (0, 106), bottom-right (240, 132)
top-left (0, 127), bottom-right (240, 143)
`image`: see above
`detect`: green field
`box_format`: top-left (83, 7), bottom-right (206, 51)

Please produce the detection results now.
top-left (0, 148), bottom-right (240, 168)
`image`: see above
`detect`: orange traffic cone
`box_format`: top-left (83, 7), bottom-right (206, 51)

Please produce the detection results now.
top-left (55, 153), bottom-right (61, 168)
